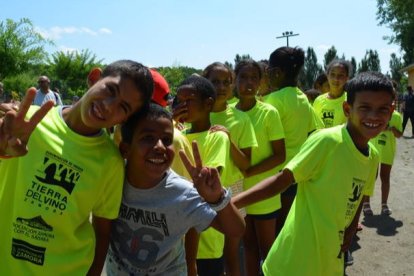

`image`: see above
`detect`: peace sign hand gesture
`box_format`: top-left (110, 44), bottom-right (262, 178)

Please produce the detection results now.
top-left (179, 141), bottom-right (225, 204)
top-left (0, 87), bottom-right (54, 157)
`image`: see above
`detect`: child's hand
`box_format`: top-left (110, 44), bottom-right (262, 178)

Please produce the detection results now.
top-left (172, 102), bottom-right (188, 123)
top-left (179, 141), bottom-right (225, 204)
top-left (0, 87), bottom-right (53, 157)
top-left (209, 125), bottom-right (230, 138)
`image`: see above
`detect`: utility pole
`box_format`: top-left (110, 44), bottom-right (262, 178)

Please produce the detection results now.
top-left (276, 31), bottom-right (299, 47)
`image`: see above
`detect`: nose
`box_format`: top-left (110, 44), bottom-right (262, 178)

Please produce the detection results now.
top-left (102, 98), bottom-right (117, 113)
top-left (154, 139), bottom-right (166, 151)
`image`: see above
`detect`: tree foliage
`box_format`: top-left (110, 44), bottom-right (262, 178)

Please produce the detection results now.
top-left (157, 66), bottom-right (201, 95)
top-left (0, 18), bottom-right (51, 79)
top-left (47, 49), bottom-right (103, 100)
top-left (323, 46), bottom-right (338, 70)
top-left (377, 0), bottom-right (414, 64)
top-left (358, 49), bottom-right (381, 73)
top-left (299, 47), bottom-right (323, 90)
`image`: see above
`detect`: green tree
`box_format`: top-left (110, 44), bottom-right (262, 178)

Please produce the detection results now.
top-left (358, 49), bottom-right (382, 73)
top-left (350, 57), bottom-right (357, 78)
top-left (47, 49), bottom-right (103, 101)
top-left (157, 66), bottom-right (201, 95)
top-left (234, 54), bottom-right (252, 66)
top-left (299, 47), bottom-right (323, 90)
top-left (376, 0), bottom-right (414, 64)
top-left (389, 53), bottom-right (403, 84)
top-left (323, 46), bottom-right (338, 70)
top-left (0, 18), bottom-right (51, 79)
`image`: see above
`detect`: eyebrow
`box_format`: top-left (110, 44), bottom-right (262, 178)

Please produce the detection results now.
top-left (113, 83), bottom-right (132, 113)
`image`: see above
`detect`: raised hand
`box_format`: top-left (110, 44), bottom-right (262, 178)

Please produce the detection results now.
top-left (208, 125), bottom-right (230, 138)
top-left (179, 141), bottom-right (225, 204)
top-left (0, 87), bottom-right (54, 157)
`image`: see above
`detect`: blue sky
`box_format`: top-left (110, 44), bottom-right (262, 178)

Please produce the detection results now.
top-left (2, 0), bottom-right (400, 72)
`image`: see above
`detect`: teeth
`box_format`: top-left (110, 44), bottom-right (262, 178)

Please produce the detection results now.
top-left (364, 122), bottom-right (379, 128)
top-left (93, 104), bottom-right (104, 120)
top-left (148, 159), bottom-right (165, 164)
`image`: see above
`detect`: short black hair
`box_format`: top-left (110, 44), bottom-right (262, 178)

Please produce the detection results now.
top-left (269, 47), bottom-right (304, 80)
top-left (313, 73), bottom-right (328, 89)
top-left (102, 60), bottom-right (154, 110)
top-left (234, 59), bottom-right (262, 80)
top-left (326, 59), bottom-right (353, 77)
top-left (121, 103), bottom-right (172, 144)
top-left (178, 75), bottom-right (217, 101)
top-left (345, 72), bottom-right (394, 105)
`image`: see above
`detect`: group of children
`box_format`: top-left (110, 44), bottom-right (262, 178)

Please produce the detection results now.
top-left (0, 46), bottom-right (401, 275)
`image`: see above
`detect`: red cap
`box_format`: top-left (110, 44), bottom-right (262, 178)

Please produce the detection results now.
top-left (150, 69), bottom-right (170, 107)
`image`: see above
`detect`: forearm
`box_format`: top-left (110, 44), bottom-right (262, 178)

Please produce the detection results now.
top-left (245, 154), bottom-right (285, 178)
top-left (390, 126), bottom-right (403, 138)
top-left (233, 169), bottom-right (294, 209)
top-left (211, 202), bottom-right (245, 238)
top-left (87, 216), bottom-right (112, 276)
top-left (230, 142), bottom-right (251, 171)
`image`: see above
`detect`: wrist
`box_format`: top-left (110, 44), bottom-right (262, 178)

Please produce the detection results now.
top-left (208, 188), bottom-right (232, 212)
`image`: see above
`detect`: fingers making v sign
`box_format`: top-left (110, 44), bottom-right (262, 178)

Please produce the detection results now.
top-left (0, 87), bottom-right (54, 157)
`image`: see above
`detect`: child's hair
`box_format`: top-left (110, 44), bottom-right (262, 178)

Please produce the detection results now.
top-left (313, 73), bottom-right (328, 89)
top-left (345, 72), bottom-right (394, 105)
top-left (326, 59), bottom-right (353, 77)
top-left (268, 47), bottom-right (304, 80)
top-left (121, 103), bottom-right (173, 144)
top-left (234, 59), bottom-right (262, 79)
top-left (102, 60), bottom-right (154, 106)
top-left (304, 88), bottom-right (321, 103)
top-left (178, 75), bottom-right (217, 101)
top-left (202, 62), bottom-right (234, 83)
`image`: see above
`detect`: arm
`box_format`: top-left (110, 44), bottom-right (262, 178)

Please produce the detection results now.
top-left (388, 126), bottom-right (403, 138)
top-left (209, 124), bottom-right (251, 170)
top-left (341, 196), bottom-right (366, 252)
top-left (0, 88), bottom-right (53, 157)
top-left (87, 216), bottom-right (113, 276)
top-left (244, 139), bottom-right (285, 178)
top-left (232, 169), bottom-right (294, 209)
top-left (184, 228), bottom-right (199, 276)
top-left (179, 141), bottom-right (245, 238)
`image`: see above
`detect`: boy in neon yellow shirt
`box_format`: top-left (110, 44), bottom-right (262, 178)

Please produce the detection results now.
top-left (233, 72), bottom-right (395, 275)
top-left (0, 60), bottom-right (153, 275)
top-left (174, 75), bottom-right (233, 276)
top-left (363, 110), bottom-right (403, 216)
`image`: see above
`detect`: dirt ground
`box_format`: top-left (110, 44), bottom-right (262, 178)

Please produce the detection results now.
top-left (346, 123), bottom-right (414, 276)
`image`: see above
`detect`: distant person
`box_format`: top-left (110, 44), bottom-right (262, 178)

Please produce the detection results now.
top-left (233, 71), bottom-right (395, 275)
top-left (304, 88), bottom-right (321, 104)
top-left (313, 73), bottom-right (330, 94)
top-left (33, 76), bottom-right (63, 106)
top-left (402, 86), bottom-right (414, 137)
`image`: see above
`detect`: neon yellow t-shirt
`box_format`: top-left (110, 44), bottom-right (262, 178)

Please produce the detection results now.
top-left (210, 105), bottom-right (258, 185)
top-left (0, 106), bottom-right (124, 275)
top-left (313, 92), bottom-right (347, 128)
top-left (264, 86), bottom-right (318, 165)
top-left (243, 101), bottom-right (285, 214)
top-left (185, 130), bottom-right (230, 259)
top-left (172, 127), bottom-right (193, 179)
top-left (372, 111), bottom-right (403, 165)
top-left (262, 125), bottom-right (379, 276)
top-left (227, 96), bottom-right (238, 106)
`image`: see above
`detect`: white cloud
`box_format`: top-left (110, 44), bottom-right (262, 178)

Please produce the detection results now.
top-left (58, 45), bottom-right (79, 54)
top-left (36, 26), bottom-right (112, 39)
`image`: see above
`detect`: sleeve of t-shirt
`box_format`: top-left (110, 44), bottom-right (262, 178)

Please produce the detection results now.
top-left (285, 131), bottom-right (330, 183)
top-left (184, 186), bottom-right (217, 233)
top-left (266, 107), bottom-right (285, 141)
top-left (92, 155), bottom-right (124, 219)
top-left (309, 104), bottom-right (324, 131)
top-left (238, 114), bottom-right (258, 149)
top-left (391, 112), bottom-right (403, 132)
top-left (204, 132), bottom-right (229, 171)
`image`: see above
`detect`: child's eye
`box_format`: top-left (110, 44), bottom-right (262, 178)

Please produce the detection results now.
top-left (162, 137), bottom-right (173, 147)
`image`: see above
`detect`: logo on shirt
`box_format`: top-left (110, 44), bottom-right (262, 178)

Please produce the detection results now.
top-left (345, 178), bottom-right (365, 221)
top-left (24, 151), bottom-right (83, 215)
top-left (13, 216), bottom-right (55, 243)
top-left (321, 109), bottom-right (334, 127)
top-left (11, 238), bottom-right (46, 266)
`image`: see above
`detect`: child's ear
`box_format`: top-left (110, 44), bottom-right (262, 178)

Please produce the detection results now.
top-left (87, 67), bottom-right (102, 88)
top-left (119, 142), bottom-right (130, 158)
top-left (206, 97), bottom-right (215, 110)
top-left (343, 101), bottom-right (351, 118)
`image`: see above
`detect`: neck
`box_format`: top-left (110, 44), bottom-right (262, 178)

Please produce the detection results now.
top-left (328, 90), bottom-right (344, 99)
top-left (190, 117), bottom-right (211, 133)
top-left (212, 101), bottom-right (227, 112)
top-left (237, 97), bottom-right (256, 111)
top-left (61, 104), bottom-right (102, 136)
top-left (346, 123), bottom-right (369, 153)
top-left (127, 169), bottom-right (165, 189)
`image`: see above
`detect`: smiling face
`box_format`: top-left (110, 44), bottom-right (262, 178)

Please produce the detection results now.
top-left (79, 75), bottom-right (144, 131)
top-left (122, 116), bottom-right (174, 188)
top-left (327, 64), bottom-right (349, 97)
top-left (236, 64), bottom-right (261, 100)
top-left (344, 90), bottom-right (394, 149)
